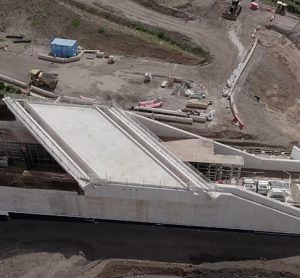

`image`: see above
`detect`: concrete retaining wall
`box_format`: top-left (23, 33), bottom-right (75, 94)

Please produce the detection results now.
top-left (214, 141), bottom-right (300, 172)
top-left (131, 114), bottom-right (300, 172)
top-left (0, 183), bottom-right (300, 234)
top-left (130, 113), bottom-right (199, 139)
top-left (229, 37), bottom-right (259, 117)
top-left (291, 146), bottom-right (300, 160)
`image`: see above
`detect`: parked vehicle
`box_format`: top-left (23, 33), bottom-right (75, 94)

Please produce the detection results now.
top-left (268, 180), bottom-right (291, 202)
top-left (244, 183), bottom-right (256, 192)
top-left (242, 178), bottom-right (256, 192)
top-left (256, 180), bottom-right (271, 196)
top-left (269, 180), bottom-right (290, 196)
top-left (222, 0), bottom-right (242, 21)
top-left (267, 188), bottom-right (287, 202)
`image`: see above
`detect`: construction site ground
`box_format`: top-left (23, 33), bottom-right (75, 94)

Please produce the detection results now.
top-left (1, 219), bottom-right (300, 278)
top-left (0, 0), bottom-right (300, 275)
top-left (0, 0), bottom-right (299, 148)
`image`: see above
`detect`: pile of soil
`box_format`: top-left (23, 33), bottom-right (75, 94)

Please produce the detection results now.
top-left (87, 259), bottom-right (300, 278)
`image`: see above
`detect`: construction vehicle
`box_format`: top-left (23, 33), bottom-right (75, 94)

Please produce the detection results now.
top-left (144, 72), bottom-right (152, 83)
top-left (275, 1), bottom-right (287, 15)
top-left (29, 69), bottom-right (58, 90)
top-left (222, 0), bottom-right (242, 21)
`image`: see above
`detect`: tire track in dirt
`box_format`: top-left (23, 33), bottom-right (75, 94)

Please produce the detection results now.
top-left (73, 0), bottom-right (237, 87)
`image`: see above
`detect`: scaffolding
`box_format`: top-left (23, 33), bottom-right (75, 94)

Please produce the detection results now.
top-left (190, 162), bottom-right (241, 184)
top-left (0, 140), bottom-right (62, 171)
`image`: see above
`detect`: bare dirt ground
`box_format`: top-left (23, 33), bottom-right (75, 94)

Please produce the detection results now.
top-left (0, 0), bottom-right (204, 65)
top-left (235, 41), bottom-right (300, 146)
top-left (0, 1), bottom-right (300, 276)
top-left (2, 252), bottom-right (300, 278)
top-left (1, 0), bottom-right (298, 147)
top-left (0, 0), bottom-right (299, 147)
top-left (1, 219), bottom-right (300, 278)
top-left (82, 259), bottom-right (299, 278)
top-left (84, 258), bottom-right (300, 278)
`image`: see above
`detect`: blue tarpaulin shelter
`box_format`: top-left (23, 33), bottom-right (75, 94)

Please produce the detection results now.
top-left (51, 38), bottom-right (77, 58)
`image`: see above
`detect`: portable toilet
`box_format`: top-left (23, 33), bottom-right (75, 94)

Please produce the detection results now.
top-left (51, 38), bottom-right (78, 58)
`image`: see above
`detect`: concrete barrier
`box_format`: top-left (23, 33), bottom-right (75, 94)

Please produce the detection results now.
top-left (30, 86), bottom-right (57, 98)
top-left (38, 51), bottom-right (84, 63)
top-left (38, 49), bottom-right (109, 64)
top-left (229, 36), bottom-right (259, 117)
top-left (214, 141), bottom-right (300, 172)
top-left (291, 146), bottom-right (300, 160)
top-left (0, 74), bottom-right (27, 88)
top-left (60, 95), bottom-right (103, 106)
top-left (129, 113), bottom-right (199, 139)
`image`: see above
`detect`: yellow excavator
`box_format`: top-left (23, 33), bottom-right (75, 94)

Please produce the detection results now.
top-left (29, 69), bottom-right (58, 90)
top-left (222, 0), bottom-right (242, 21)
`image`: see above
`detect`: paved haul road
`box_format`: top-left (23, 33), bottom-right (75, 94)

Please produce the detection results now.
top-left (1, 219), bottom-right (300, 263)
top-left (72, 0), bottom-right (237, 88)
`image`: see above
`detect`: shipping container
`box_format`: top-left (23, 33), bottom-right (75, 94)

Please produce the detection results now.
top-left (51, 38), bottom-right (77, 58)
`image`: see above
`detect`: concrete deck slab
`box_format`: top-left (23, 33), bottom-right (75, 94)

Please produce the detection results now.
top-left (163, 139), bottom-right (243, 166)
top-left (28, 103), bottom-right (183, 188)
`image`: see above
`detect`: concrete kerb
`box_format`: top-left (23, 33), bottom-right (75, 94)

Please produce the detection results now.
top-left (228, 36), bottom-right (259, 117)
top-left (38, 49), bottom-right (109, 63)
top-left (38, 51), bottom-right (84, 63)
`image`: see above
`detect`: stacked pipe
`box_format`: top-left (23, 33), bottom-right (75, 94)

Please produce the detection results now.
top-left (132, 106), bottom-right (207, 125)
top-left (0, 74), bottom-right (27, 88)
top-left (134, 111), bottom-right (193, 124)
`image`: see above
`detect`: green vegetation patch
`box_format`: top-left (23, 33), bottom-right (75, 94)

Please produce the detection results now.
top-left (0, 82), bottom-right (17, 95)
top-left (98, 9), bottom-right (209, 60)
top-left (98, 25), bottom-right (107, 33)
top-left (263, 0), bottom-right (300, 15)
top-left (31, 10), bottom-right (49, 27)
top-left (63, 0), bottom-right (209, 62)
top-left (131, 22), bottom-right (207, 57)
top-left (72, 17), bottom-right (81, 28)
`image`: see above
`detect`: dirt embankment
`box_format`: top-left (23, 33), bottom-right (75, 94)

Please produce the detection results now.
top-left (131, 0), bottom-right (189, 18)
top-left (235, 34), bottom-right (300, 147)
top-left (66, 0), bottom-right (210, 63)
top-left (84, 259), bottom-right (300, 278)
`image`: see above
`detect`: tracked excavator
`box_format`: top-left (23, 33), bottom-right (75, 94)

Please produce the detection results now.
top-left (222, 0), bottom-right (242, 21)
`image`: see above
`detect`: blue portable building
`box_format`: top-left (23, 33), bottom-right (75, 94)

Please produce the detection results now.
top-left (51, 38), bottom-right (78, 58)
